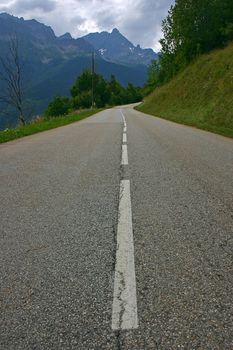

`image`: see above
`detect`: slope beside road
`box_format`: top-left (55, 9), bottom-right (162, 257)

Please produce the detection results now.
top-left (0, 106), bottom-right (233, 349)
top-left (138, 43), bottom-right (233, 138)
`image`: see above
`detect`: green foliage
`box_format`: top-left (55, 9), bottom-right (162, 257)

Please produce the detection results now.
top-left (137, 43), bottom-right (233, 138)
top-left (124, 83), bottom-right (142, 104)
top-left (44, 70), bottom-right (142, 120)
top-left (147, 60), bottom-right (160, 87)
top-left (72, 92), bottom-right (92, 109)
top-left (70, 70), bottom-right (142, 108)
top-left (108, 75), bottom-right (123, 105)
top-left (0, 109), bottom-right (103, 143)
top-left (144, 60), bottom-right (161, 94)
top-left (155, 0), bottom-right (233, 85)
top-left (45, 96), bottom-right (70, 117)
top-left (94, 74), bottom-right (111, 107)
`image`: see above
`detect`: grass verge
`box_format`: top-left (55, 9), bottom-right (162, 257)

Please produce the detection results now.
top-left (136, 104), bottom-right (233, 138)
top-left (136, 43), bottom-right (233, 139)
top-left (0, 109), bottom-right (103, 144)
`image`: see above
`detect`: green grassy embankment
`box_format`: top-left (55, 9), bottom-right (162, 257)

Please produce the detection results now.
top-left (137, 43), bottom-right (233, 138)
top-left (0, 109), bottom-right (103, 143)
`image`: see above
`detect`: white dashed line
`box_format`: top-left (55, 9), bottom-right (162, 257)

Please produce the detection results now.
top-left (112, 110), bottom-right (137, 330)
top-left (121, 110), bottom-right (126, 126)
top-left (123, 133), bottom-right (127, 144)
top-left (121, 144), bottom-right (128, 165)
top-left (112, 180), bottom-right (138, 330)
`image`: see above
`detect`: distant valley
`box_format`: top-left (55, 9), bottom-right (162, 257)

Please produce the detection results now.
top-left (0, 13), bottom-right (157, 129)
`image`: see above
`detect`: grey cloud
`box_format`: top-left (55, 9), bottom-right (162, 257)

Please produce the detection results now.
top-left (0, 0), bottom-right (12, 8)
top-left (88, 0), bottom-right (175, 50)
top-left (119, 0), bottom-right (174, 49)
top-left (0, 0), bottom-right (175, 50)
top-left (13, 0), bottom-right (56, 13)
top-left (95, 10), bottom-right (117, 31)
top-left (70, 15), bottom-right (86, 25)
top-left (0, 7), bottom-right (9, 12)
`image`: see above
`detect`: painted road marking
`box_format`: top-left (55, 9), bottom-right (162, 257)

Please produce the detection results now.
top-left (121, 144), bottom-right (128, 165)
top-left (123, 126), bottom-right (127, 133)
top-left (121, 110), bottom-right (126, 126)
top-left (123, 133), bottom-right (127, 144)
top-left (112, 180), bottom-right (138, 330)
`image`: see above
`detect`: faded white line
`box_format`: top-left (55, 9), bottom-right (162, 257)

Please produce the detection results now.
top-left (121, 144), bottom-right (128, 165)
top-left (121, 110), bottom-right (126, 125)
top-left (112, 180), bottom-right (138, 330)
top-left (123, 133), bottom-right (127, 144)
top-left (123, 126), bottom-right (127, 133)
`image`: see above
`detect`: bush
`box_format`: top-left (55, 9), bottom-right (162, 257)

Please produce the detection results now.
top-left (70, 71), bottom-right (142, 108)
top-left (72, 92), bottom-right (92, 109)
top-left (45, 71), bottom-right (143, 115)
top-left (45, 96), bottom-right (70, 117)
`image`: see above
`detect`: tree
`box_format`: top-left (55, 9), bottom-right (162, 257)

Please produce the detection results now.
top-left (158, 0), bottom-right (233, 85)
top-left (94, 75), bottom-right (110, 107)
top-left (69, 69), bottom-right (143, 110)
top-left (45, 96), bottom-right (70, 117)
top-left (72, 92), bottom-right (92, 109)
top-left (0, 36), bottom-right (26, 125)
top-left (147, 60), bottom-right (161, 89)
top-left (70, 70), bottom-right (93, 98)
top-left (71, 70), bottom-right (111, 108)
top-left (124, 83), bottom-right (142, 104)
top-left (107, 75), bottom-right (124, 105)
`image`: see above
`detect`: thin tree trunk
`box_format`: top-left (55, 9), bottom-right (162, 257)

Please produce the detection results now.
top-left (19, 114), bottom-right (25, 126)
top-left (0, 35), bottom-right (27, 126)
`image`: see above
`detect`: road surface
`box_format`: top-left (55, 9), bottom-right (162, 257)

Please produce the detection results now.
top-left (1, 105), bottom-right (233, 349)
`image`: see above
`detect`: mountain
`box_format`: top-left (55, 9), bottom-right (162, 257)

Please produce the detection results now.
top-left (0, 13), bottom-right (94, 58)
top-left (0, 13), bottom-right (155, 129)
top-left (83, 28), bottom-right (157, 66)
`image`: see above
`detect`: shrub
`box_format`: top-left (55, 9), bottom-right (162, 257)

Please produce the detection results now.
top-left (45, 96), bottom-right (70, 117)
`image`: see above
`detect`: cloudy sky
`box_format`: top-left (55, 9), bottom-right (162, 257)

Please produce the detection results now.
top-left (0, 0), bottom-right (175, 51)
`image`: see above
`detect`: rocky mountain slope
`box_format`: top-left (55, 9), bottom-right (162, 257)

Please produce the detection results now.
top-left (83, 28), bottom-right (157, 66)
top-left (0, 13), bottom-right (156, 129)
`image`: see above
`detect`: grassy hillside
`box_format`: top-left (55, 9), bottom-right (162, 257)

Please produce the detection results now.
top-left (137, 43), bottom-right (233, 138)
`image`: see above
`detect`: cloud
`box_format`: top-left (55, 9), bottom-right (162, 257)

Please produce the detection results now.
top-left (0, 0), bottom-right (56, 13)
top-left (0, 0), bottom-right (175, 51)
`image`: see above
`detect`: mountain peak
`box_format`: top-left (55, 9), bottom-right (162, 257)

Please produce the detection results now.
top-left (83, 29), bottom-right (157, 67)
top-left (59, 32), bottom-right (72, 40)
top-left (112, 28), bottom-right (120, 35)
top-left (0, 12), bottom-right (11, 18)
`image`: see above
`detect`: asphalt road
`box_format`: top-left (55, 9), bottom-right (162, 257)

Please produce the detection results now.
top-left (0, 106), bottom-right (233, 349)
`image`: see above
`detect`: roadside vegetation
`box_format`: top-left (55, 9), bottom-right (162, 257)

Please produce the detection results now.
top-left (147, 0), bottom-right (233, 89)
top-left (2, 0), bottom-right (233, 141)
top-left (138, 44), bottom-right (233, 138)
top-left (0, 109), bottom-right (102, 143)
top-left (0, 69), bottom-right (142, 143)
top-left (45, 71), bottom-right (142, 117)
top-left (139, 0), bottom-right (233, 138)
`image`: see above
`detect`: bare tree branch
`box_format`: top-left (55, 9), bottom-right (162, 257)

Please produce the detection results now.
top-left (0, 35), bottom-right (26, 125)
